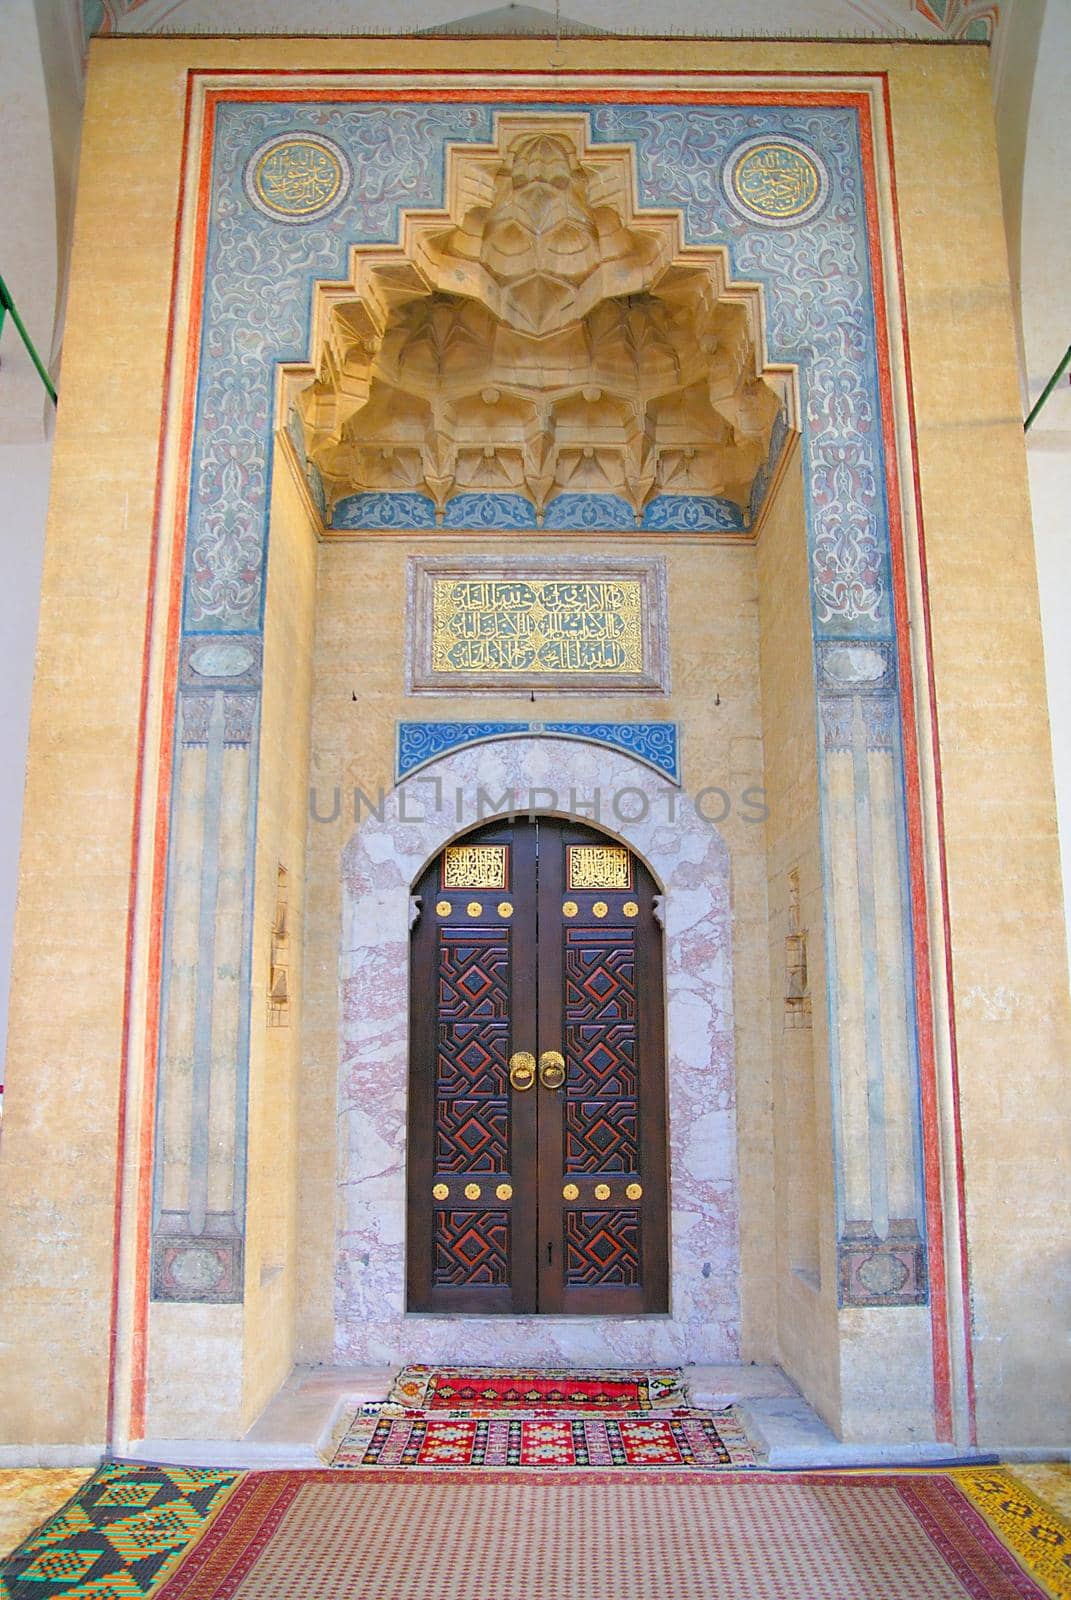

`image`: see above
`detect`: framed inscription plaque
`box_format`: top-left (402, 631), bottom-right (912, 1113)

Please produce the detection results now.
top-left (406, 556), bottom-right (670, 696)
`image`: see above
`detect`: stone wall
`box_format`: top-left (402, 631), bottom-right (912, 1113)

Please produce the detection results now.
top-left (0, 37), bottom-right (1065, 1455)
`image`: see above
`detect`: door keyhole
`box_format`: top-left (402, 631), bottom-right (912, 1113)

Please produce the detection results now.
top-left (547, 1241), bottom-right (553, 1265)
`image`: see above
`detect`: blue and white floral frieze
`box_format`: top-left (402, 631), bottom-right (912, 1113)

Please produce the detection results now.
top-left (397, 722), bottom-right (680, 783)
top-left (329, 490), bottom-right (750, 534)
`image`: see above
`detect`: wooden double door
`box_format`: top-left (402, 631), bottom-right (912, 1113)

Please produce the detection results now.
top-left (407, 817), bottom-right (668, 1315)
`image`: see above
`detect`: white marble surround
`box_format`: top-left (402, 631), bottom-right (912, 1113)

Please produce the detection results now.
top-left (337, 737), bottom-right (739, 1364)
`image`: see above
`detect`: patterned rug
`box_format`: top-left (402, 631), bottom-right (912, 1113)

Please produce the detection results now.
top-left (0, 1463), bottom-right (240, 1599)
top-left (330, 1407), bottom-right (758, 1469)
top-left (385, 1364), bottom-right (689, 1412)
top-left (4, 1463), bottom-right (1067, 1599)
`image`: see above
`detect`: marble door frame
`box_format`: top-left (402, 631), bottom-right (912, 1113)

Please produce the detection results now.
top-left (336, 735), bottom-right (739, 1365)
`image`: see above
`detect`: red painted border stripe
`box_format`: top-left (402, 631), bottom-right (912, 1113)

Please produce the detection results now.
top-left (210, 84), bottom-right (867, 105)
top-left (126, 77), bottom-right (220, 1441)
top-left (854, 97), bottom-right (954, 1442)
top-left (880, 74), bottom-right (976, 1443)
top-left (106, 71), bottom-right (198, 1450)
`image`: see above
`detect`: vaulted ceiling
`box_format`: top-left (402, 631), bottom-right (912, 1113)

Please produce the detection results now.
top-left (83, 0), bottom-right (1006, 51)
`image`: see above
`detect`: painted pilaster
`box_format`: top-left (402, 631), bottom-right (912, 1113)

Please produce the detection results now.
top-left (817, 642), bottom-right (926, 1307)
top-left (151, 641), bottom-right (260, 1302)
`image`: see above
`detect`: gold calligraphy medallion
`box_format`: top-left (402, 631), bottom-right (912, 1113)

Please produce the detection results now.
top-left (246, 135), bottom-right (350, 221)
top-left (725, 137), bottom-right (827, 228)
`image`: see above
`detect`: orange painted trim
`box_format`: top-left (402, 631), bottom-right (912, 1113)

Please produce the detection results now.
top-left (879, 73), bottom-right (976, 1443)
top-left (106, 67), bottom-right (200, 1456)
top-left (126, 79), bottom-right (220, 1441)
top-left (854, 98), bottom-right (954, 1442)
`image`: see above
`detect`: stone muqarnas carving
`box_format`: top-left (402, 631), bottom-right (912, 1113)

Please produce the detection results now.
top-left (282, 115), bottom-right (793, 528)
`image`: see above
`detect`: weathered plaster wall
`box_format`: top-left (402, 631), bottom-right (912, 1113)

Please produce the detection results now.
top-left (0, 42), bottom-right (183, 1451)
top-left (300, 534), bottom-right (772, 1362)
top-left (1020, 0), bottom-right (1071, 956)
top-left (240, 444), bottom-right (319, 1428)
top-left (892, 48), bottom-right (1070, 1444)
top-left (756, 448), bottom-right (840, 1425)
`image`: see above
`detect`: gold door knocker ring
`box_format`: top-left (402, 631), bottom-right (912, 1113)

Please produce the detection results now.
top-left (509, 1051), bottom-right (536, 1091)
top-left (539, 1050), bottom-right (566, 1090)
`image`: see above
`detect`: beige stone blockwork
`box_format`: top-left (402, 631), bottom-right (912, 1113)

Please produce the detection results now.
top-left (241, 446), bottom-right (319, 1431)
top-left (0, 43), bottom-right (188, 1447)
top-left (888, 50), bottom-right (1070, 1445)
top-left (839, 1306), bottom-right (936, 1443)
top-left (146, 1304), bottom-right (245, 1437)
top-left (299, 530), bottom-right (774, 1362)
top-left (756, 448), bottom-right (841, 1428)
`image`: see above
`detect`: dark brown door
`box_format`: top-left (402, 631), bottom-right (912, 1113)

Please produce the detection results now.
top-left (407, 817), bottom-right (668, 1315)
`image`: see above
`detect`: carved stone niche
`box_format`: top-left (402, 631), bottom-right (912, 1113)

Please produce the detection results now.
top-left (280, 114), bottom-right (796, 531)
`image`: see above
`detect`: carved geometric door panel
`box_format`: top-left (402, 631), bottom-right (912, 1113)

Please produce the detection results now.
top-left (407, 818), bottom-right (667, 1315)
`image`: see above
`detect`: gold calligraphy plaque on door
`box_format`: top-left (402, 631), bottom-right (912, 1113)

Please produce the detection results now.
top-left (442, 844), bottom-right (509, 890)
top-left (567, 845), bottom-right (633, 891)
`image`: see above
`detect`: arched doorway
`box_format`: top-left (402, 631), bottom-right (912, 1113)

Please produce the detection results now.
top-left (407, 816), bottom-right (669, 1316)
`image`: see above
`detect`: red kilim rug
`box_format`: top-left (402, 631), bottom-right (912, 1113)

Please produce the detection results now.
top-left (330, 1408), bottom-right (757, 1469)
top-left (148, 1470), bottom-right (1057, 1600)
top-left (385, 1364), bottom-right (688, 1411)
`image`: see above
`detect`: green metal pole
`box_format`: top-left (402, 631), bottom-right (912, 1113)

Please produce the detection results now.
top-left (1024, 343), bottom-right (1071, 432)
top-left (0, 272), bottom-right (57, 405)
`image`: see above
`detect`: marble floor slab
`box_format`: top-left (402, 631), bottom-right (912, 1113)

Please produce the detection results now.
top-left (0, 1469), bottom-right (94, 1558)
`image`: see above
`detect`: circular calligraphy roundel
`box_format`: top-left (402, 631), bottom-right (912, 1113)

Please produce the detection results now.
top-left (723, 135), bottom-right (829, 228)
top-left (244, 134), bottom-right (352, 223)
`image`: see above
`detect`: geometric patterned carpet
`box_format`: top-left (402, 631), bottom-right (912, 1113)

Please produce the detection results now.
top-left (330, 1408), bottom-right (759, 1469)
top-left (384, 1366), bottom-right (691, 1411)
top-left (0, 1465), bottom-right (239, 1599)
top-left (329, 1364), bottom-right (758, 1469)
top-left (2, 1462), bottom-right (1069, 1599)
